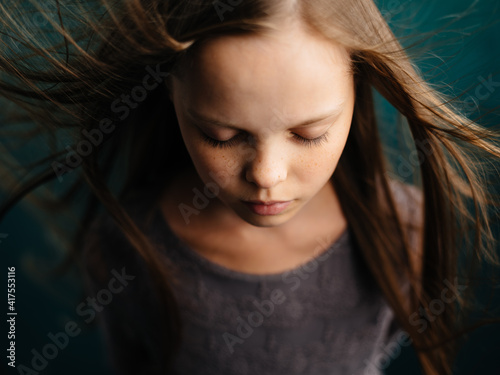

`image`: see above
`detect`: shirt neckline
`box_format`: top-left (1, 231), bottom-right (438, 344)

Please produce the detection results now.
top-left (153, 206), bottom-right (351, 282)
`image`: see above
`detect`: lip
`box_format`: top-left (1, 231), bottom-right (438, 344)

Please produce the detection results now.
top-left (246, 200), bottom-right (287, 205)
top-left (242, 200), bottom-right (292, 216)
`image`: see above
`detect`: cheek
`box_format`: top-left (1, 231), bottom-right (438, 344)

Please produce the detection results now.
top-left (189, 137), bottom-right (257, 180)
top-left (177, 122), bottom-right (234, 179)
top-left (186, 142), bottom-right (243, 187)
top-left (295, 131), bottom-right (349, 182)
top-left (205, 153), bottom-right (239, 177)
top-left (295, 149), bottom-right (338, 182)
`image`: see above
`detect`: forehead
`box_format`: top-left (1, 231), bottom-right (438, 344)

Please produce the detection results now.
top-left (173, 23), bottom-right (353, 129)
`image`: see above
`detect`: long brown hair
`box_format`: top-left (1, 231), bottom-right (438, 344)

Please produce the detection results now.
top-left (0, 1), bottom-right (499, 373)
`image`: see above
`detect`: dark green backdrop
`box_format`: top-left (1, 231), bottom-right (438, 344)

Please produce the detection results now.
top-left (1, 1), bottom-right (499, 374)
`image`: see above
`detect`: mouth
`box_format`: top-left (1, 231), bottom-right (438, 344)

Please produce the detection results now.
top-left (242, 200), bottom-right (292, 216)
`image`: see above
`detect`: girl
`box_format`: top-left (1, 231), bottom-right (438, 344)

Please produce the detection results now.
top-left (0, 0), bottom-right (498, 374)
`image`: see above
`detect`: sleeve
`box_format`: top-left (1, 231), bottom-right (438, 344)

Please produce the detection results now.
top-left (81, 214), bottom-right (165, 375)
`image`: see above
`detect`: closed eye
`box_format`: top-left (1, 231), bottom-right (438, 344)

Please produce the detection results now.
top-left (200, 131), bottom-right (329, 149)
top-left (201, 133), bottom-right (244, 149)
top-left (292, 132), bottom-right (329, 147)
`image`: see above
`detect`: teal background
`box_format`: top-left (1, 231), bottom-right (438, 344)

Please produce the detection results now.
top-left (1, 1), bottom-right (499, 374)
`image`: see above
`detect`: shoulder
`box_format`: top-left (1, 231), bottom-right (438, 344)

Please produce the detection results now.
top-left (81, 210), bottom-right (132, 289)
top-left (387, 178), bottom-right (424, 280)
top-left (81, 190), bottom-right (160, 286)
top-left (79, 196), bottom-right (166, 374)
top-left (387, 178), bottom-right (423, 223)
top-left (83, 187), bottom-right (162, 247)
top-left (386, 178), bottom-right (424, 240)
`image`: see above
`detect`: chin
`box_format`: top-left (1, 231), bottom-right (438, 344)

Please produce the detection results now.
top-left (235, 210), bottom-right (295, 228)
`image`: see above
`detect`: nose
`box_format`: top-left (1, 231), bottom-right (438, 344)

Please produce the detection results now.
top-left (245, 144), bottom-right (287, 189)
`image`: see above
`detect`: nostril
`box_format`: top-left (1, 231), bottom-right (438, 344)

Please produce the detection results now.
top-left (245, 162), bottom-right (287, 189)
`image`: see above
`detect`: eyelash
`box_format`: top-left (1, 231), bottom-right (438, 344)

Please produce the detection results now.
top-left (201, 133), bottom-right (242, 149)
top-left (201, 132), bottom-right (329, 149)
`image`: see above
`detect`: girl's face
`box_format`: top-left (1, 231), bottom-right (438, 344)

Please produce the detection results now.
top-left (169, 21), bottom-right (355, 228)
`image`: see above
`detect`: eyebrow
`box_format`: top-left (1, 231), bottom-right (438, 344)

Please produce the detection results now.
top-left (186, 105), bottom-right (344, 130)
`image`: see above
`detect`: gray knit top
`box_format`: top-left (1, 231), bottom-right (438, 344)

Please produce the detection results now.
top-left (83, 180), bottom-right (421, 375)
